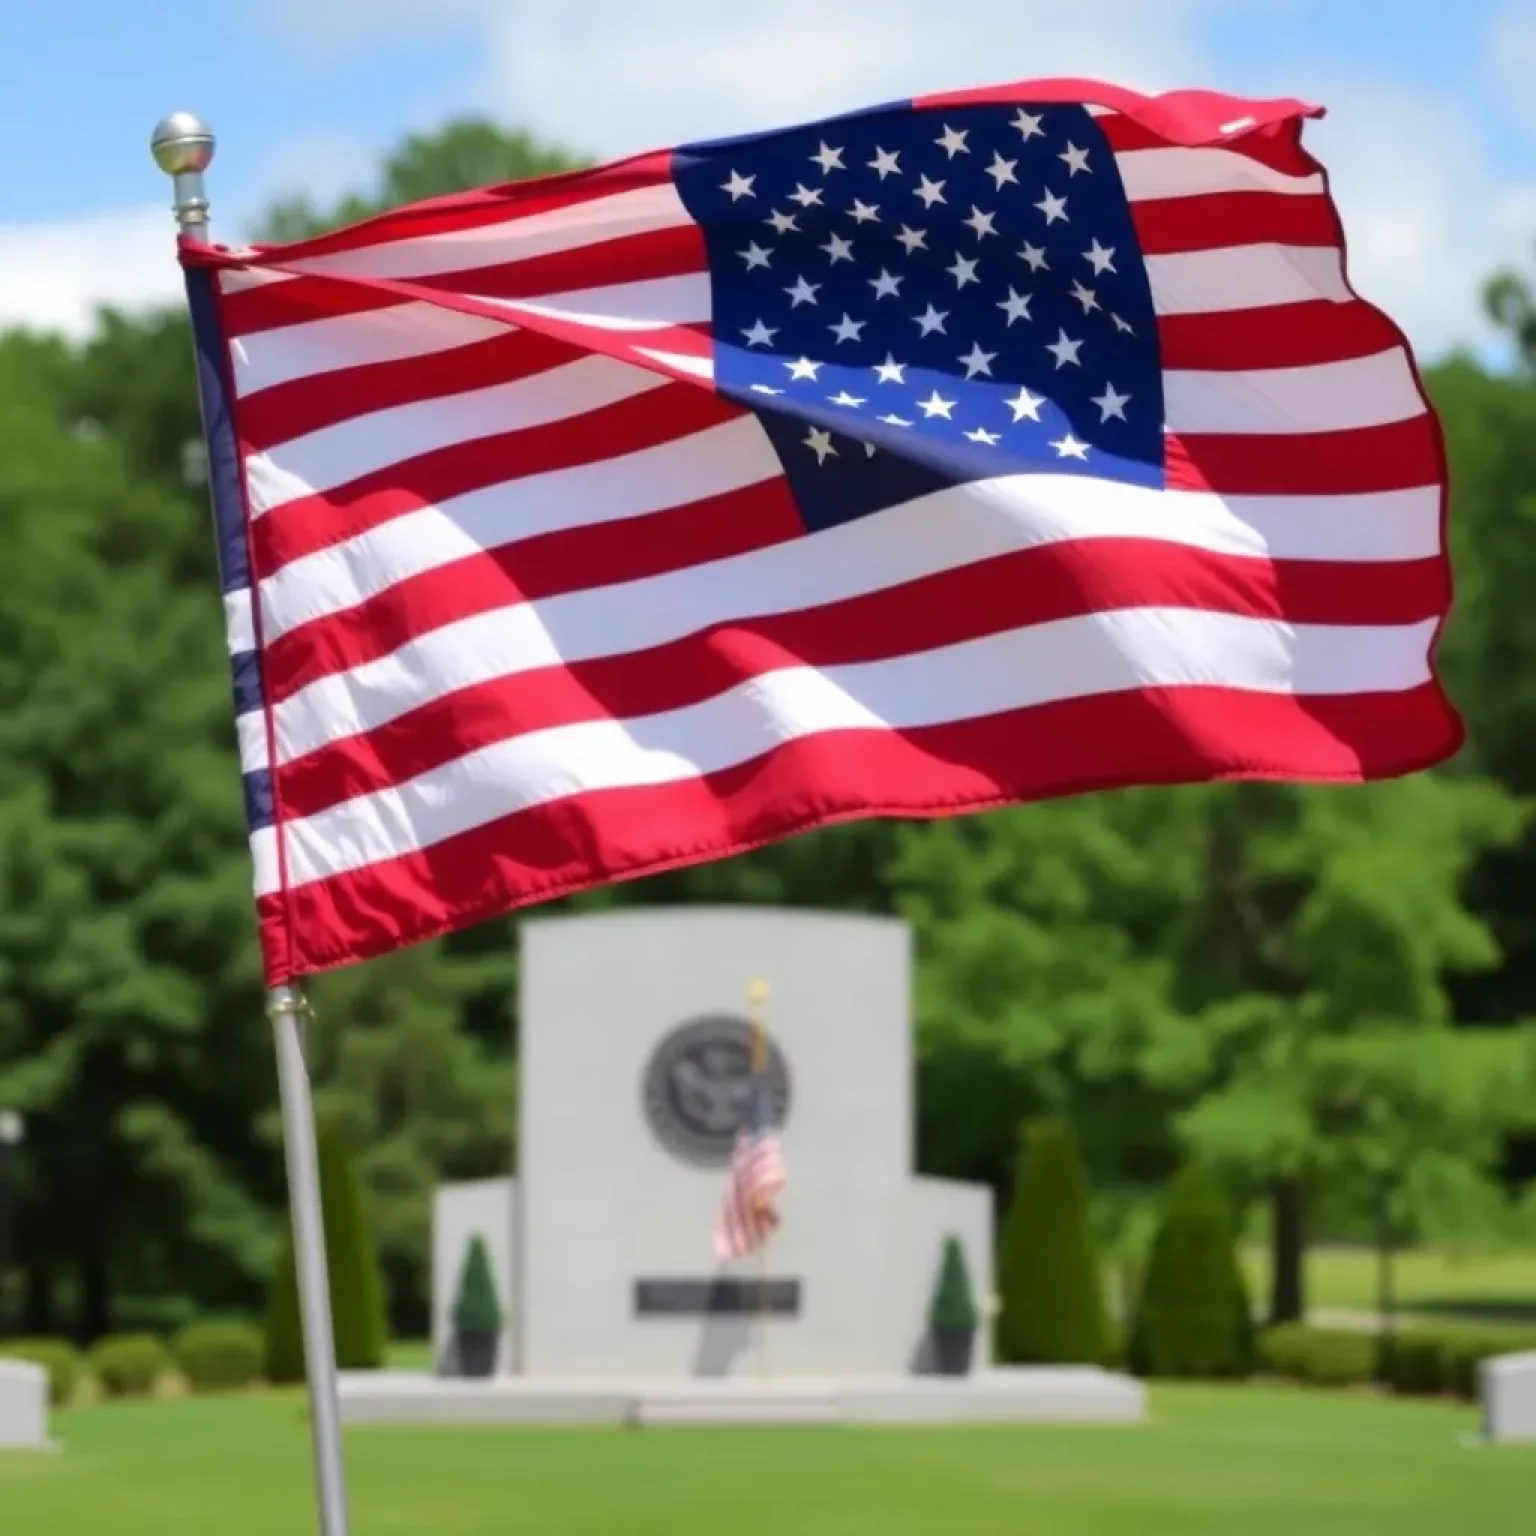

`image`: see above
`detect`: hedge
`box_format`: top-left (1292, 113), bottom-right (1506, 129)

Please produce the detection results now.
top-left (173, 1319), bottom-right (266, 1392)
top-left (89, 1332), bottom-right (170, 1398)
top-left (1259, 1322), bottom-right (1536, 1399)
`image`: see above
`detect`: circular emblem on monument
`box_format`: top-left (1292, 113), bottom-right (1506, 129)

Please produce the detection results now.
top-left (641, 1014), bottom-right (792, 1167)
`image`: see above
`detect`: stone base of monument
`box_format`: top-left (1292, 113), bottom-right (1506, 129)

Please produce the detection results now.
top-left (1480, 1351), bottom-right (1536, 1444)
top-left (338, 1367), bottom-right (1146, 1428)
top-left (0, 1359), bottom-right (55, 1452)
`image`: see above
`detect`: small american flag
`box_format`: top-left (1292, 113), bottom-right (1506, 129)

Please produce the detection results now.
top-left (713, 1073), bottom-right (787, 1261)
top-left (179, 78), bottom-right (1459, 984)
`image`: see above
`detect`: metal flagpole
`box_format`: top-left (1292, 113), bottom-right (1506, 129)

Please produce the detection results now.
top-left (150, 114), bottom-right (352, 1536)
top-left (746, 979), bottom-right (771, 1381)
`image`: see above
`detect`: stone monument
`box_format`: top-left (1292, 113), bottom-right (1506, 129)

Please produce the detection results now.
top-left (0, 1358), bottom-right (50, 1451)
top-left (345, 906), bottom-right (1145, 1426)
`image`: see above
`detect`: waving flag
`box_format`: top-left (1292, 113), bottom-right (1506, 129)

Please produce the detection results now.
top-left (180, 79), bottom-right (1460, 982)
top-left (714, 1072), bottom-right (787, 1262)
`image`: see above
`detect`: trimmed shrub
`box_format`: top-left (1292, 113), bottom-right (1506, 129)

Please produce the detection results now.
top-left (451, 1234), bottom-right (503, 1336)
top-left (0, 1338), bottom-right (83, 1407)
top-left (89, 1332), bottom-right (170, 1398)
top-left (264, 1120), bottom-right (388, 1383)
top-left (1126, 1163), bottom-right (1254, 1380)
top-left (1258, 1325), bottom-right (1375, 1388)
top-left (173, 1319), bottom-right (266, 1393)
top-left (928, 1234), bottom-right (979, 1334)
top-left (996, 1118), bottom-right (1110, 1364)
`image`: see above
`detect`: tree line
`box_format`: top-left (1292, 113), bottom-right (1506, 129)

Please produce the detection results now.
top-left (1, 121), bottom-right (1535, 1342)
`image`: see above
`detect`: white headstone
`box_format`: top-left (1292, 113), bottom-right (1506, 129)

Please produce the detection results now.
top-left (1481, 1351), bottom-right (1536, 1444)
top-left (0, 1358), bottom-right (49, 1450)
top-left (432, 908), bottom-right (993, 1379)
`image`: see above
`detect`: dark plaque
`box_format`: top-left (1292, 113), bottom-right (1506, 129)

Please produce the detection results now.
top-left (633, 1278), bottom-right (802, 1317)
top-left (640, 1014), bottom-right (791, 1167)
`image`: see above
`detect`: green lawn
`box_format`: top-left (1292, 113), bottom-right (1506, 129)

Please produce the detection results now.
top-left (1240, 1246), bottom-right (1536, 1325)
top-left (1, 1385), bottom-right (1529, 1536)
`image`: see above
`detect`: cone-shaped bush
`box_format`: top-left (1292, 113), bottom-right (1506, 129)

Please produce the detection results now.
top-left (996, 1118), bottom-right (1109, 1364)
top-left (264, 1120), bottom-right (388, 1382)
top-left (1127, 1162), bottom-right (1254, 1379)
top-left (928, 1234), bottom-right (979, 1333)
top-left (452, 1234), bottom-right (503, 1335)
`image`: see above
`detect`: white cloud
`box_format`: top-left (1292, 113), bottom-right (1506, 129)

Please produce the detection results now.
top-left (1485, 2), bottom-right (1536, 130)
top-left (0, 206), bottom-right (186, 341)
top-left (469, 0), bottom-right (1215, 160)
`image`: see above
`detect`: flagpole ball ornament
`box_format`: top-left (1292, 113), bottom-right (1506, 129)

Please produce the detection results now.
top-left (150, 112), bottom-right (215, 229)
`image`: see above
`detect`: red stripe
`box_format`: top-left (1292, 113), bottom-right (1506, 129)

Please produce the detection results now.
top-left (1157, 300), bottom-right (1405, 371)
top-left (1100, 112), bottom-right (1315, 176)
top-left (1131, 191), bottom-right (1337, 255)
top-left (239, 328), bottom-right (589, 450)
top-left (263, 475), bottom-right (804, 703)
top-left (226, 151), bottom-right (677, 266)
top-left (251, 383), bottom-right (747, 577)
top-left (227, 224), bottom-right (707, 341)
top-left (1166, 417), bottom-right (1442, 496)
top-left (255, 681), bottom-right (1458, 980)
top-left (271, 540), bottom-right (1449, 820)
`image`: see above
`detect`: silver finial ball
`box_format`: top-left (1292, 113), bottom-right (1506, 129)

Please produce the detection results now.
top-left (0, 1109), bottom-right (23, 1147)
top-left (150, 112), bottom-right (215, 176)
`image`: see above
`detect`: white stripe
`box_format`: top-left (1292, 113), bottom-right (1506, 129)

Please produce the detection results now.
top-left (1163, 350), bottom-right (1426, 436)
top-left (635, 347), bottom-right (715, 379)
top-left (1117, 146), bottom-right (1324, 202)
top-left (259, 416), bottom-right (783, 642)
top-left (220, 268), bottom-right (295, 295)
top-left (250, 825), bottom-right (280, 900)
top-left (230, 301), bottom-right (510, 397)
top-left (224, 587), bottom-right (256, 655)
top-left (237, 709), bottom-right (270, 777)
top-left (476, 273), bottom-right (710, 331)
top-left (1146, 244), bottom-right (1351, 314)
top-left (264, 472), bottom-right (1442, 761)
top-left (245, 353), bottom-right (670, 515)
top-left (283, 182), bottom-right (694, 281)
top-left (258, 608), bottom-right (1437, 894)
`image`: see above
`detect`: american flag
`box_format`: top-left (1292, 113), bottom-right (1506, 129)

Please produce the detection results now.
top-left (713, 1072), bottom-right (787, 1261)
top-left (179, 79), bottom-right (1459, 983)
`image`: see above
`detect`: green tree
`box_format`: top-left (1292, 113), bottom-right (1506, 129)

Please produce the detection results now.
top-left (264, 1121), bottom-right (387, 1380)
top-left (1166, 776), bottom-right (1527, 1320)
top-left (0, 347), bottom-right (271, 1335)
top-left (996, 1119), bottom-right (1110, 1364)
top-left (1126, 1163), bottom-right (1253, 1378)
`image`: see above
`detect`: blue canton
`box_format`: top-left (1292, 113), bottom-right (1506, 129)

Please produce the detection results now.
top-left (673, 101), bottom-right (1164, 534)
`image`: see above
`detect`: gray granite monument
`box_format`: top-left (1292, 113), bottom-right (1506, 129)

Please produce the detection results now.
top-left (432, 907), bottom-right (992, 1379)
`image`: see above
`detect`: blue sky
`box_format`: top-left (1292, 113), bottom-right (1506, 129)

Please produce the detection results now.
top-left (1, 0), bottom-right (1532, 361)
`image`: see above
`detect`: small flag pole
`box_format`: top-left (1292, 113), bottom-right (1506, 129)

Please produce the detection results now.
top-left (150, 114), bottom-right (352, 1536)
top-left (746, 978), bottom-right (771, 1382)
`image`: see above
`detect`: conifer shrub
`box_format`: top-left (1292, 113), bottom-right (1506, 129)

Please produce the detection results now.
top-left (264, 1120), bottom-right (387, 1382)
top-left (996, 1118), bottom-right (1110, 1364)
top-left (1126, 1162), bottom-right (1254, 1379)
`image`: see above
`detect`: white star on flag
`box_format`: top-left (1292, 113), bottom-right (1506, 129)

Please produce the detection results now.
top-left (1036, 190), bottom-right (1069, 224)
top-left (722, 170), bottom-right (756, 200)
top-left (918, 390), bottom-right (957, 418)
top-left (1046, 329), bottom-right (1084, 367)
top-left (1092, 383), bottom-right (1132, 421)
top-left (811, 141), bottom-right (845, 174)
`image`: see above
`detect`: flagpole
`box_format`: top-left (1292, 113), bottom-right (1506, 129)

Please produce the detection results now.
top-left (150, 114), bottom-right (352, 1536)
top-left (747, 978), bottom-right (770, 1382)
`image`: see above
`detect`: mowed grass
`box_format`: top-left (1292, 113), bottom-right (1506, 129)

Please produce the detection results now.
top-left (1240, 1245), bottom-right (1536, 1324)
top-left (1, 1384), bottom-right (1530, 1536)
